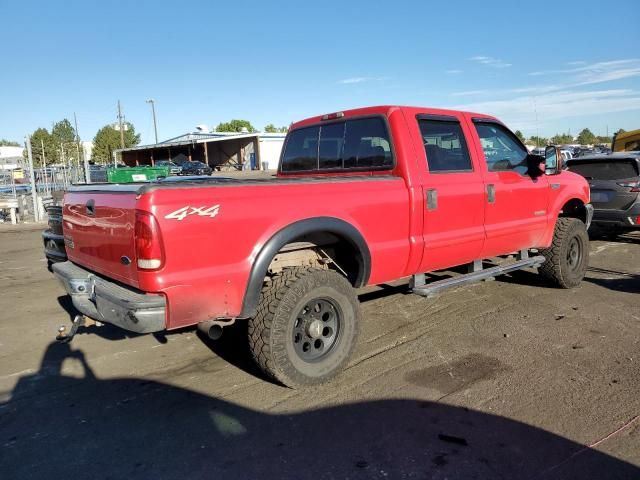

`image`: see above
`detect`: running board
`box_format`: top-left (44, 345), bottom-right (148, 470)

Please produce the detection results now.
top-left (412, 255), bottom-right (545, 298)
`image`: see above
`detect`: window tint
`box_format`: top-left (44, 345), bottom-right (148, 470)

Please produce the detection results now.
top-left (319, 122), bottom-right (345, 169)
top-left (281, 117), bottom-right (393, 172)
top-left (418, 119), bottom-right (472, 172)
top-left (474, 123), bottom-right (528, 174)
top-left (280, 126), bottom-right (320, 172)
top-left (342, 118), bottom-right (392, 169)
top-left (568, 160), bottom-right (639, 180)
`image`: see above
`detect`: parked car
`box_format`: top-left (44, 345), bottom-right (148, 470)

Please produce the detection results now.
top-left (560, 149), bottom-right (573, 162)
top-left (531, 147), bottom-right (546, 156)
top-left (155, 161), bottom-right (182, 175)
top-left (42, 205), bottom-right (66, 269)
top-left (179, 161), bottom-right (212, 176)
top-left (52, 105), bottom-right (592, 387)
top-left (566, 152), bottom-right (640, 235)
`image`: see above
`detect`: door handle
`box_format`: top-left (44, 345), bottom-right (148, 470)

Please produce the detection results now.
top-left (426, 189), bottom-right (438, 210)
top-left (487, 184), bottom-right (496, 204)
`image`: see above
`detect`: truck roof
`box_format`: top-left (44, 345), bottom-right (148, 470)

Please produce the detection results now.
top-left (290, 105), bottom-right (497, 130)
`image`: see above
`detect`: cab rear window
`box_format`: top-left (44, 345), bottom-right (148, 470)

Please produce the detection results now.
top-left (568, 160), bottom-right (639, 180)
top-left (281, 117), bottom-right (393, 172)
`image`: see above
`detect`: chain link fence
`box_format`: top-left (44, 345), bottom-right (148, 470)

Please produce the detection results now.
top-left (0, 162), bottom-right (89, 224)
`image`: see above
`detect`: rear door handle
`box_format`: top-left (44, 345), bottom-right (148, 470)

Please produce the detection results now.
top-left (487, 184), bottom-right (496, 204)
top-left (426, 189), bottom-right (438, 210)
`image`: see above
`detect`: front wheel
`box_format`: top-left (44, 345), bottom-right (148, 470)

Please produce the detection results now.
top-left (248, 267), bottom-right (360, 388)
top-left (539, 217), bottom-right (589, 288)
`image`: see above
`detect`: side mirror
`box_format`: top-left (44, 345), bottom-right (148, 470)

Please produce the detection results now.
top-left (544, 146), bottom-right (563, 175)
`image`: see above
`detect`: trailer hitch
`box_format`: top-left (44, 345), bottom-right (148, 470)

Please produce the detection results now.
top-left (56, 315), bottom-right (87, 343)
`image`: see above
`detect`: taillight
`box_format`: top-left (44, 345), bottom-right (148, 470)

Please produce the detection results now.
top-left (617, 181), bottom-right (640, 192)
top-left (135, 211), bottom-right (164, 270)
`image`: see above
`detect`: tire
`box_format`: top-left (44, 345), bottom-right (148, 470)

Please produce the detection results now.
top-left (248, 267), bottom-right (360, 388)
top-left (539, 218), bottom-right (589, 288)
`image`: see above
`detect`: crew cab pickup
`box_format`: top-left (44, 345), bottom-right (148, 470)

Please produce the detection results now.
top-left (53, 106), bottom-right (593, 387)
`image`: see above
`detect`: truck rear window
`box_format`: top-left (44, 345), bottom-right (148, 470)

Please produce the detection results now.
top-left (281, 117), bottom-right (393, 172)
top-left (568, 160), bottom-right (639, 180)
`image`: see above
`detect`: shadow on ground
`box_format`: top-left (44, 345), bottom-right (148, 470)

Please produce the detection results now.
top-left (584, 267), bottom-right (640, 294)
top-left (1, 342), bottom-right (637, 480)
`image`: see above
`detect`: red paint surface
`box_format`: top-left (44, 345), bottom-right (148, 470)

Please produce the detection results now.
top-left (63, 106), bottom-right (589, 329)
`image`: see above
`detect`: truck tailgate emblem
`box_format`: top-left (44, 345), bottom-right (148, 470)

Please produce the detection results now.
top-left (165, 205), bottom-right (220, 221)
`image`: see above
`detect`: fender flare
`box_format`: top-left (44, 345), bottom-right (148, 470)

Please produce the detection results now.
top-left (238, 217), bottom-right (371, 318)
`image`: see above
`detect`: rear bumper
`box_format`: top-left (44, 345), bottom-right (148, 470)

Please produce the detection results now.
top-left (52, 261), bottom-right (166, 333)
top-left (591, 202), bottom-right (640, 229)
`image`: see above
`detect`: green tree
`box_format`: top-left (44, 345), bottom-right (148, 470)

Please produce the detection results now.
top-left (576, 128), bottom-right (596, 145)
top-left (277, 126), bottom-right (289, 133)
top-left (528, 136), bottom-right (548, 147)
top-left (0, 139), bottom-right (20, 147)
top-left (216, 119), bottom-right (257, 133)
top-left (51, 119), bottom-right (80, 165)
top-left (550, 133), bottom-right (574, 145)
top-left (92, 123), bottom-right (141, 163)
top-left (264, 124), bottom-right (278, 133)
top-left (514, 130), bottom-right (525, 143)
top-left (595, 135), bottom-right (612, 144)
top-left (29, 127), bottom-right (56, 167)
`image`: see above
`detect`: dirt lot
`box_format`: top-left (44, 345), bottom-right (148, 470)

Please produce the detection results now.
top-left (0, 226), bottom-right (638, 479)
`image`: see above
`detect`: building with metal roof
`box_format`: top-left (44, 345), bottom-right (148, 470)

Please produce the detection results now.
top-left (115, 131), bottom-right (286, 171)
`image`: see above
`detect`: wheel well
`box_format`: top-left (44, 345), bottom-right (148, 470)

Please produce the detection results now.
top-left (239, 217), bottom-right (371, 319)
top-left (269, 232), bottom-right (364, 287)
top-left (559, 199), bottom-right (587, 224)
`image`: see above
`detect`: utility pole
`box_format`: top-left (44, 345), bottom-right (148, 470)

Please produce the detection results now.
top-left (40, 139), bottom-right (49, 194)
top-left (117, 100), bottom-right (125, 149)
top-left (533, 97), bottom-right (539, 147)
top-left (26, 135), bottom-right (40, 222)
top-left (146, 98), bottom-right (158, 144)
top-left (74, 112), bottom-right (90, 183)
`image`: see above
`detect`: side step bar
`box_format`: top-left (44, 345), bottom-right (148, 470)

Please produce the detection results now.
top-left (412, 254), bottom-right (545, 298)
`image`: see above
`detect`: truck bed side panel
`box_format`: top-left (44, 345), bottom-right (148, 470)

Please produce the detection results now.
top-left (136, 178), bottom-right (410, 328)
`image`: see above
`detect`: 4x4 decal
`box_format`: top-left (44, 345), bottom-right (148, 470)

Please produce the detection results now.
top-left (165, 205), bottom-right (220, 221)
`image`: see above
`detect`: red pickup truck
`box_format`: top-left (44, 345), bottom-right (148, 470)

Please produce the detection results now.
top-left (53, 106), bottom-right (592, 387)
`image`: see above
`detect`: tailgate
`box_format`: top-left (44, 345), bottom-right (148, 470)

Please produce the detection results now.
top-left (63, 190), bottom-right (140, 287)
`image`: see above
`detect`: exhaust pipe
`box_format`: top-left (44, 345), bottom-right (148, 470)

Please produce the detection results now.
top-left (197, 318), bottom-right (235, 340)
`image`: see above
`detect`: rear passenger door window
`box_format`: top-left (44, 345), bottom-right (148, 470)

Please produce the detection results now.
top-left (418, 119), bottom-right (472, 172)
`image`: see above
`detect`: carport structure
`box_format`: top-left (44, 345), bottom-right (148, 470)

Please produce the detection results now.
top-left (116, 132), bottom-right (262, 171)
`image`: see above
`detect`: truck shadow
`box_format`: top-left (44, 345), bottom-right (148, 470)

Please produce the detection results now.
top-left (584, 267), bottom-right (640, 294)
top-left (1, 342), bottom-right (637, 480)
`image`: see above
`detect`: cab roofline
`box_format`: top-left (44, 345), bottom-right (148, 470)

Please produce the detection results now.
top-left (289, 105), bottom-right (495, 130)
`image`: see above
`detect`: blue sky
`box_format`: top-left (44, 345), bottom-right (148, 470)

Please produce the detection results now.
top-left (1, 0), bottom-right (639, 144)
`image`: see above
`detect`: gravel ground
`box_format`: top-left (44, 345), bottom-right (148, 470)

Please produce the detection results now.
top-left (0, 227), bottom-right (638, 479)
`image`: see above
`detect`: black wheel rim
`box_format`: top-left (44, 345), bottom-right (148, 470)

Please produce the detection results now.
top-left (292, 298), bottom-right (341, 363)
top-left (566, 236), bottom-right (583, 272)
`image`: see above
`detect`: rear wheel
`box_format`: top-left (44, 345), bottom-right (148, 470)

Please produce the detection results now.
top-left (248, 267), bottom-right (360, 388)
top-left (539, 218), bottom-right (589, 288)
